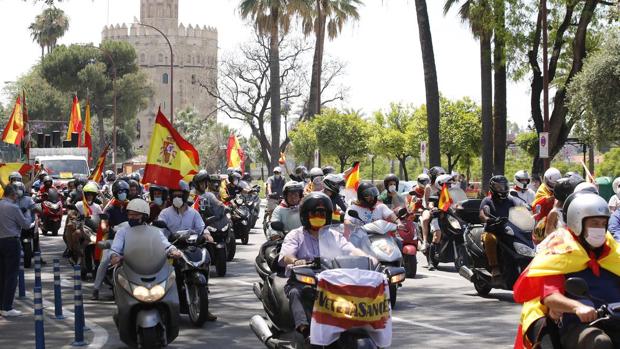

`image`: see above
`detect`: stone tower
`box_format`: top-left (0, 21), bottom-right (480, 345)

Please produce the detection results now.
top-left (102, 0), bottom-right (218, 150)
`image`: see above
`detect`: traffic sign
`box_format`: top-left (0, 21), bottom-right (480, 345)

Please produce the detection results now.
top-left (539, 132), bottom-right (549, 158)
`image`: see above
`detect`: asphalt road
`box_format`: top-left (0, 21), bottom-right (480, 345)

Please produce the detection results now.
top-left (12, 212), bottom-right (522, 348)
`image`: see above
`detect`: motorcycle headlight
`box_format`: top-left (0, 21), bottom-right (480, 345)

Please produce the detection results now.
top-left (447, 215), bottom-right (461, 230)
top-left (295, 273), bottom-right (316, 285)
top-left (389, 273), bottom-right (405, 284)
top-left (242, 220), bottom-right (248, 225)
top-left (513, 242), bottom-right (535, 257)
top-left (132, 281), bottom-right (167, 303)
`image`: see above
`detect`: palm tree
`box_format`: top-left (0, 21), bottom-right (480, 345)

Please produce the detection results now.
top-left (29, 14), bottom-right (48, 61)
top-left (492, 0), bottom-right (506, 175)
top-left (302, 0), bottom-right (362, 119)
top-left (414, 0), bottom-right (441, 167)
top-left (444, 0), bottom-right (494, 192)
top-left (239, 0), bottom-right (298, 168)
top-left (28, 7), bottom-right (69, 60)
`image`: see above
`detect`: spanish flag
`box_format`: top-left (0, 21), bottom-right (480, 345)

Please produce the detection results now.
top-left (82, 193), bottom-right (92, 217)
top-left (142, 108), bottom-right (200, 189)
top-left (438, 183), bottom-right (453, 211)
top-left (345, 161), bottom-right (360, 190)
top-left (226, 133), bottom-right (244, 170)
top-left (513, 229), bottom-right (620, 348)
top-left (2, 96), bottom-right (25, 145)
top-left (278, 152), bottom-right (286, 165)
top-left (66, 95), bottom-right (82, 144)
top-left (0, 162), bottom-right (33, 197)
top-left (89, 144), bottom-right (110, 183)
top-left (84, 100), bottom-right (93, 161)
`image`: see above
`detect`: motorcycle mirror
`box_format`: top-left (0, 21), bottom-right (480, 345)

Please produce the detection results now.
top-left (270, 221), bottom-right (285, 231)
top-left (99, 213), bottom-right (109, 220)
top-left (565, 277), bottom-right (590, 299)
top-left (397, 207), bottom-right (408, 219)
top-left (152, 220), bottom-right (168, 229)
top-left (509, 190), bottom-right (519, 198)
top-left (483, 206), bottom-right (491, 217)
top-left (347, 210), bottom-right (360, 219)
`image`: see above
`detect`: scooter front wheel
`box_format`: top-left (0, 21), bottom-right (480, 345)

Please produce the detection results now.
top-left (139, 326), bottom-right (163, 349)
top-left (188, 284), bottom-right (209, 327)
top-left (474, 278), bottom-right (492, 296)
top-left (404, 254), bottom-right (417, 278)
top-left (215, 248), bottom-right (227, 277)
top-left (389, 284), bottom-right (398, 309)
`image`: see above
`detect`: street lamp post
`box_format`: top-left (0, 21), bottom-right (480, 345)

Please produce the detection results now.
top-left (135, 22), bottom-right (174, 123)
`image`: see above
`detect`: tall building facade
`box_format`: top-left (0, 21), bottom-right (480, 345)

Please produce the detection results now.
top-left (102, 0), bottom-right (218, 149)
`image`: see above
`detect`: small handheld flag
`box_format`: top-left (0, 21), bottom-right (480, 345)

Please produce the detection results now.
top-left (438, 183), bottom-right (453, 212)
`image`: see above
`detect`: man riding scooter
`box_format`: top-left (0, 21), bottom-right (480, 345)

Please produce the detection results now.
top-left (378, 174), bottom-right (406, 209)
top-left (267, 181), bottom-right (303, 240)
top-left (479, 175), bottom-right (520, 279)
top-left (322, 174), bottom-right (347, 220)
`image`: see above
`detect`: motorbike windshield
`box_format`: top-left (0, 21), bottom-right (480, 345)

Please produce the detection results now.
top-left (509, 206), bottom-right (536, 232)
top-left (449, 188), bottom-right (468, 204)
top-left (319, 228), bottom-right (352, 260)
top-left (123, 225), bottom-right (167, 275)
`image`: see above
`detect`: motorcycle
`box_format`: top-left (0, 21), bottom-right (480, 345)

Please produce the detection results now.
top-left (347, 210), bottom-right (405, 309)
top-left (231, 195), bottom-right (252, 245)
top-left (395, 207), bottom-right (420, 278)
top-left (113, 224), bottom-right (180, 349)
top-left (169, 229), bottom-right (211, 327)
top-left (40, 189), bottom-right (63, 236)
top-left (21, 218), bottom-right (39, 268)
top-left (64, 210), bottom-right (98, 279)
top-left (243, 184), bottom-right (262, 228)
top-left (255, 221), bottom-right (287, 281)
top-left (459, 206), bottom-right (535, 296)
top-left (205, 218), bottom-right (234, 277)
top-left (250, 253), bottom-right (404, 349)
top-left (263, 194), bottom-right (282, 238)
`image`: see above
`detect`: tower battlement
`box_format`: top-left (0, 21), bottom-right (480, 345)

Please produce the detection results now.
top-left (101, 23), bottom-right (217, 41)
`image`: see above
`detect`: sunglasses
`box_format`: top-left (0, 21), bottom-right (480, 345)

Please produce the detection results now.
top-left (310, 207), bottom-right (327, 215)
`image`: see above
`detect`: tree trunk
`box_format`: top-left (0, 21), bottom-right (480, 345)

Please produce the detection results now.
top-left (269, 13), bottom-right (282, 170)
top-left (414, 0), bottom-right (441, 167)
top-left (339, 157), bottom-right (346, 173)
top-left (493, 0), bottom-right (507, 175)
top-left (306, 1), bottom-right (326, 119)
top-left (481, 33), bottom-right (494, 193)
top-left (588, 144), bottom-right (595, 175)
top-left (398, 156), bottom-right (409, 181)
top-left (41, 45), bottom-right (44, 61)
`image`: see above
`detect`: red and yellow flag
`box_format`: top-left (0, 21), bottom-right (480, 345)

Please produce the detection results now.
top-left (438, 183), bottom-right (453, 212)
top-left (0, 162), bottom-right (33, 197)
top-left (278, 152), bottom-right (286, 165)
top-left (2, 96), bottom-right (25, 145)
top-left (226, 133), bottom-right (245, 170)
top-left (66, 95), bottom-right (82, 144)
top-left (21, 91), bottom-right (30, 160)
top-left (89, 144), bottom-right (110, 183)
top-left (82, 193), bottom-right (92, 217)
top-left (142, 108), bottom-right (200, 189)
top-left (345, 161), bottom-right (360, 190)
top-left (84, 100), bottom-right (92, 160)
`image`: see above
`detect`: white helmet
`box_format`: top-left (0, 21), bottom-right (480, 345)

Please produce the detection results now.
top-left (127, 198), bottom-right (150, 217)
top-left (514, 170), bottom-right (531, 190)
top-left (435, 174), bottom-right (454, 191)
top-left (563, 192), bottom-right (610, 236)
top-left (613, 177), bottom-right (620, 194)
top-left (574, 182), bottom-right (598, 194)
top-left (543, 167), bottom-right (562, 190)
top-left (273, 166), bottom-right (282, 174)
top-left (417, 174), bottom-right (430, 187)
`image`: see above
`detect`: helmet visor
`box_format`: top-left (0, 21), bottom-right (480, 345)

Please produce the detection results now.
top-left (362, 187), bottom-right (379, 198)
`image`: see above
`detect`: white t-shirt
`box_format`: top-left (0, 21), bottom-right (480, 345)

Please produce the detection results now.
top-left (609, 195), bottom-right (620, 212)
top-left (514, 188), bottom-right (536, 206)
top-left (345, 203), bottom-right (393, 225)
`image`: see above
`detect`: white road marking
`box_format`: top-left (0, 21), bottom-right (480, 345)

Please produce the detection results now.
top-left (392, 316), bottom-right (471, 336)
top-left (416, 272), bottom-right (461, 281)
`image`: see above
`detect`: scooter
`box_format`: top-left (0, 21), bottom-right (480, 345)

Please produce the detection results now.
top-left (243, 185), bottom-right (262, 228)
top-left (396, 207), bottom-right (420, 278)
top-left (113, 224), bottom-right (179, 349)
top-left (205, 218), bottom-right (234, 277)
top-left (459, 206), bottom-right (535, 296)
top-left (21, 218), bottom-right (38, 268)
top-left (250, 255), bottom-right (404, 349)
top-left (40, 189), bottom-right (63, 236)
top-left (230, 195), bottom-right (251, 245)
top-left (169, 229), bottom-right (211, 327)
top-left (347, 210), bottom-right (405, 309)
top-left (255, 221), bottom-right (286, 281)
top-left (263, 194), bottom-right (282, 238)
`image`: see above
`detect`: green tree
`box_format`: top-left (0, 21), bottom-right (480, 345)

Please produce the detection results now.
top-left (444, 0), bottom-right (494, 192)
top-left (313, 109), bottom-right (370, 171)
top-left (437, 97), bottom-right (482, 172)
top-left (568, 32), bottom-right (620, 147)
top-left (371, 103), bottom-right (416, 180)
top-left (289, 120), bottom-right (318, 166)
top-left (28, 6), bottom-right (69, 60)
top-left (301, 0), bottom-right (362, 119)
top-left (515, 130), bottom-right (539, 159)
top-left (597, 148), bottom-right (620, 178)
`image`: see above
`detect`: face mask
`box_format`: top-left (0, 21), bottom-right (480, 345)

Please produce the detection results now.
top-left (128, 218), bottom-right (142, 227)
top-left (172, 197), bottom-right (184, 208)
top-left (17, 190), bottom-right (24, 198)
top-left (388, 185), bottom-right (396, 193)
top-left (233, 180), bottom-right (239, 186)
top-left (274, 174), bottom-right (281, 179)
top-left (585, 227), bottom-right (607, 248)
top-left (154, 197), bottom-right (163, 206)
top-left (309, 216), bottom-right (326, 229)
top-left (117, 192), bottom-right (127, 201)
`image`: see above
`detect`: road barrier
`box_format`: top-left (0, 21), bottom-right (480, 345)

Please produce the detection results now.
top-left (34, 251), bottom-right (42, 289)
top-left (72, 265), bottom-right (88, 347)
top-left (34, 286), bottom-right (46, 349)
top-left (18, 250), bottom-right (26, 299)
top-left (52, 259), bottom-right (64, 320)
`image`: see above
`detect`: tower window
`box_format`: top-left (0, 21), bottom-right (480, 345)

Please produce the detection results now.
top-left (162, 73), bottom-right (168, 84)
top-left (191, 74), bottom-right (196, 85)
top-left (158, 53), bottom-right (163, 63)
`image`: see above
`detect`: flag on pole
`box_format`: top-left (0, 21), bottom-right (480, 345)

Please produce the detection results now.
top-left (21, 91), bottom-right (30, 161)
top-left (278, 152), bottom-right (286, 165)
top-left (1, 96), bottom-right (25, 145)
top-left (84, 100), bottom-right (93, 161)
top-left (89, 144), bottom-right (110, 183)
top-left (580, 160), bottom-right (596, 184)
top-left (438, 183), bottom-right (453, 212)
top-left (66, 95), bottom-right (82, 144)
top-left (226, 133), bottom-right (245, 170)
top-left (142, 108), bottom-right (200, 188)
top-left (345, 162), bottom-right (360, 190)
top-left (82, 193), bottom-right (92, 217)
top-left (0, 162), bottom-right (33, 197)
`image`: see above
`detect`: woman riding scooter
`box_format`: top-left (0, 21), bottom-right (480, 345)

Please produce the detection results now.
top-left (268, 181), bottom-right (304, 240)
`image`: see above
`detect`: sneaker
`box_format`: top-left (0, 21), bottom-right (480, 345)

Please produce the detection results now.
top-left (91, 289), bottom-right (99, 301)
top-left (1, 309), bottom-right (22, 317)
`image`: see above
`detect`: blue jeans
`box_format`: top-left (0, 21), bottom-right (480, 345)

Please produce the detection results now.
top-left (285, 282), bottom-right (310, 329)
top-left (93, 249), bottom-right (112, 290)
top-left (0, 237), bottom-right (21, 311)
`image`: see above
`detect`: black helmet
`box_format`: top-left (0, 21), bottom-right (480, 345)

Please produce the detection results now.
top-left (13, 181), bottom-right (26, 197)
top-left (242, 172), bottom-right (252, 182)
top-left (43, 176), bottom-right (53, 187)
top-left (47, 188), bottom-right (59, 202)
top-left (228, 172), bottom-right (242, 184)
top-left (117, 175), bottom-right (130, 183)
top-left (322, 166), bottom-right (336, 176)
top-left (309, 167), bottom-right (323, 180)
top-left (193, 170), bottom-right (209, 186)
top-left (8, 171), bottom-right (22, 183)
top-left (429, 166), bottom-right (446, 184)
top-left (104, 170), bottom-right (116, 182)
top-left (553, 177), bottom-right (583, 203)
top-left (294, 165), bottom-right (308, 178)
top-left (37, 171), bottom-right (48, 180)
top-left (383, 174), bottom-right (399, 192)
top-left (111, 180), bottom-right (130, 199)
top-left (74, 174), bottom-right (88, 188)
top-left (283, 181), bottom-right (304, 206)
top-left (149, 184), bottom-right (169, 202)
top-left (129, 172), bottom-right (141, 182)
top-left (299, 192), bottom-right (333, 229)
top-left (128, 179), bottom-right (143, 196)
top-left (208, 174), bottom-right (222, 190)
top-left (357, 182), bottom-right (380, 207)
top-left (172, 180), bottom-right (191, 203)
top-left (323, 174), bottom-right (344, 194)
top-left (489, 175), bottom-right (509, 199)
